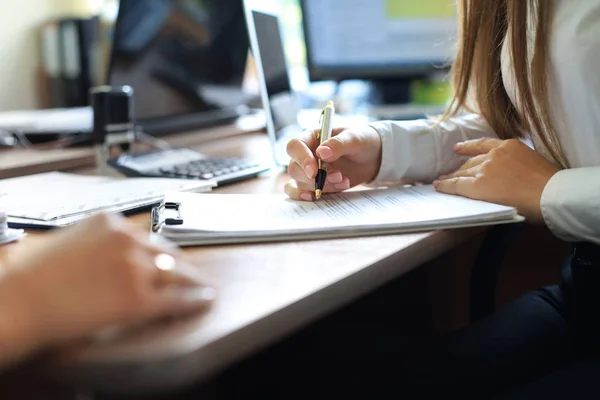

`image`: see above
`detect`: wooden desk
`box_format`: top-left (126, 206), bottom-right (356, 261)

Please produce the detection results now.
top-left (0, 113), bottom-right (266, 179)
top-left (0, 129), bottom-right (480, 398)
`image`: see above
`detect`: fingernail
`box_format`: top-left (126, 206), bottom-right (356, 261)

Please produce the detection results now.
top-left (304, 165), bottom-right (315, 179)
top-left (454, 142), bottom-right (464, 148)
top-left (317, 146), bottom-right (334, 160)
top-left (433, 180), bottom-right (440, 188)
top-left (327, 171), bottom-right (343, 184)
top-left (300, 192), bottom-right (313, 201)
top-left (335, 181), bottom-right (350, 190)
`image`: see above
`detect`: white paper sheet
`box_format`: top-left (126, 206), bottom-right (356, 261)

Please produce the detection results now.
top-left (157, 185), bottom-right (521, 245)
top-left (1, 172), bottom-right (215, 226)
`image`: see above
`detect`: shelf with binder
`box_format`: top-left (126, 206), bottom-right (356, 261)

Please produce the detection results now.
top-left (39, 16), bottom-right (101, 109)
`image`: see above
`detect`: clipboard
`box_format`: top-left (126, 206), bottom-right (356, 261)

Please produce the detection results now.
top-left (149, 186), bottom-right (525, 247)
top-left (151, 202), bottom-right (184, 232)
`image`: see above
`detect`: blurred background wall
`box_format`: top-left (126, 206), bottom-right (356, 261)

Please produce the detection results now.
top-left (0, 0), bottom-right (113, 110)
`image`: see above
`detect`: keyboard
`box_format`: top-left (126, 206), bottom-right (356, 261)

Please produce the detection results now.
top-left (107, 148), bottom-right (271, 186)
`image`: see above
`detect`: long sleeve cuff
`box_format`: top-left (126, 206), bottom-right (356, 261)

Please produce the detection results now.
top-left (541, 167), bottom-right (600, 244)
top-left (367, 115), bottom-right (496, 185)
top-left (369, 121), bottom-right (403, 185)
top-left (368, 120), bottom-right (437, 185)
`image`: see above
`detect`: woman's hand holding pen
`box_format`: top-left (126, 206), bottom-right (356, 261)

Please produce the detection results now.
top-left (285, 126), bottom-right (383, 201)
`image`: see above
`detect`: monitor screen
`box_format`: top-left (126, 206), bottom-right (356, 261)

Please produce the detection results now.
top-left (301, 0), bottom-right (457, 81)
top-left (109, 0), bottom-right (249, 123)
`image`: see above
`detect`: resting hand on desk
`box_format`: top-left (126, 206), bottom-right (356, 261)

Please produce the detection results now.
top-left (0, 213), bottom-right (215, 370)
top-left (434, 138), bottom-right (560, 222)
top-left (285, 126), bottom-right (382, 201)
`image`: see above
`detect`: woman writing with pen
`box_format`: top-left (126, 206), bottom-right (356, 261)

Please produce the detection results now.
top-left (286, 0), bottom-right (600, 397)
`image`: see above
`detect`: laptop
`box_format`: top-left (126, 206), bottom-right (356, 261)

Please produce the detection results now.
top-left (108, 0), bottom-right (253, 136)
top-left (244, 6), bottom-right (369, 167)
top-left (244, 6), bottom-right (302, 167)
top-left (0, 0), bottom-right (252, 141)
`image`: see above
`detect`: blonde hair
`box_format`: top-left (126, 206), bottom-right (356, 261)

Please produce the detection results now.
top-left (444, 0), bottom-right (568, 168)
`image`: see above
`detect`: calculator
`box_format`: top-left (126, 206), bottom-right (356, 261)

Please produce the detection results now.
top-left (107, 148), bottom-right (271, 186)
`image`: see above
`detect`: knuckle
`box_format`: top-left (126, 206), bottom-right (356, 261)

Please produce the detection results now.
top-left (284, 181), bottom-right (298, 198)
top-left (120, 253), bottom-right (149, 303)
top-left (93, 212), bottom-right (113, 226)
top-left (333, 132), bottom-right (359, 151)
top-left (488, 146), bottom-right (506, 158)
top-left (119, 250), bottom-right (141, 276)
top-left (287, 161), bottom-right (299, 175)
top-left (301, 155), bottom-right (314, 167)
top-left (328, 135), bottom-right (344, 147)
top-left (94, 213), bottom-right (122, 233)
top-left (472, 175), bottom-right (487, 190)
top-left (503, 139), bottom-right (520, 149)
top-left (347, 131), bottom-right (362, 146)
top-left (286, 138), bottom-right (301, 155)
top-left (479, 159), bottom-right (493, 172)
top-left (107, 228), bottom-right (136, 248)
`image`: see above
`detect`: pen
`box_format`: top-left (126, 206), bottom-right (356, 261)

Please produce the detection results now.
top-left (315, 100), bottom-right (335, 200)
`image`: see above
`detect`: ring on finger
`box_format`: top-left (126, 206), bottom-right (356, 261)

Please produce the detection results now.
top-left (154, 253), bottom-right (179, 285)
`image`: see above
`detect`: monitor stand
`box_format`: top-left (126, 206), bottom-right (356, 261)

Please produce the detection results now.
top-left (365, 77), bottom-right (447, 121)
top-left (368, 78), bottom-right (415, 105)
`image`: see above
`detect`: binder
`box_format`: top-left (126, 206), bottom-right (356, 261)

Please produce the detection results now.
top-left (50, 16), bottom-right (100, 108)
top-left (78, 16), bottom-right (101, 102)
top-left (59, 19), bottom-right (83, 107)
top-left (40, 21), bottom-right (66, 108)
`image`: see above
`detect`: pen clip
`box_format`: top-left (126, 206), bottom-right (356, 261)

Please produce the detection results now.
top-left (316, 108), bottom-right (326, 140)
top-left (317, 108), bottom-right (325, 140)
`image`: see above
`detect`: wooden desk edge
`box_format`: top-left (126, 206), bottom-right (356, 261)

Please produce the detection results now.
top-left (37, 228), bottom-right (479, 396)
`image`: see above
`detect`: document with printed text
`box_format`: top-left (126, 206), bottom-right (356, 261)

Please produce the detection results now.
top-left (154, 185), bottom-right (523, 246)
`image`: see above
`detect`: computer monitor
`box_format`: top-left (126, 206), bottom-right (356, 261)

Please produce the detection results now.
top-left (301, 0), bottom-right (457, 103)
top-left (108, 0), bottom-right (251, 135)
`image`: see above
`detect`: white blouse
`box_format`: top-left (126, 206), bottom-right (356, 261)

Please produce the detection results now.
top-left (369, 0), bottom-right (600, 245)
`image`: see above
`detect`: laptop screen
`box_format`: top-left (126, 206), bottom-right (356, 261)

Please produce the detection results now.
top-left (249, 10), bottom-right (298, 140)
top-left (251, 11), bottom-right (291, 99)
top-left (108, 0), bottom-right (249, 124)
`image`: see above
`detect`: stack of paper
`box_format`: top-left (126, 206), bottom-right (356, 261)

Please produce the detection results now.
top-left (152, 185), bottom-right (523, 246)
top-left (1, 172), bottom-right (215, 228)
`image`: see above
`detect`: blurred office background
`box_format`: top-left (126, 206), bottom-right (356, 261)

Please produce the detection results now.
top-left (0, 0), bottom-right (453, 112)
top-left (0, 0), bottom-right (113, 110)
top-left (0, 0), bottom-right (302, 111)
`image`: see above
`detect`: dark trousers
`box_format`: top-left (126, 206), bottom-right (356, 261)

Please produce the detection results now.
top-left (175, 243), bottom-right (600, 399)
top-left (375, 242), bottom-right (600, 399)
